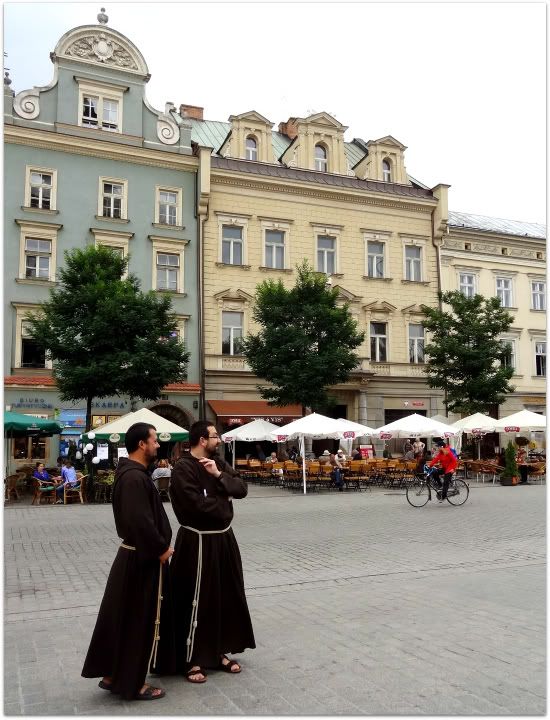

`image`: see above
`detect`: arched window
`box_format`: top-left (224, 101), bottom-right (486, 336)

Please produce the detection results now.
top-left (315, 144), bottom-right (328, 172)
top-left (382, 159), bottom-right (392, 182)
top-left (245, 136), bottom-right (258, 161)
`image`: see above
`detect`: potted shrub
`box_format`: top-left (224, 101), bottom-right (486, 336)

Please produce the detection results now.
top-left (500, 441), bottom-right (519, 485)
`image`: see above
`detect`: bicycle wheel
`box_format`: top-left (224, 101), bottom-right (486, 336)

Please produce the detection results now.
top-left (446, 478), bottom-right (469, 506)
top-left (406, 479), bottom-right (430, 507)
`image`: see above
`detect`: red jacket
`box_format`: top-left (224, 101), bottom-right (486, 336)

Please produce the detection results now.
top-left (429, 449), bottom-right (458, 474)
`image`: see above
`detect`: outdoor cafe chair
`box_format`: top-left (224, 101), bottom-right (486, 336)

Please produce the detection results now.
top-left (5, 474), bottom-right (21, 503)
top-left (64, 474), bottom-right (87, 504)
top-left (528, 462), bottom-right (546, 484)
top-left (31, 478), bottom-right (56, 505)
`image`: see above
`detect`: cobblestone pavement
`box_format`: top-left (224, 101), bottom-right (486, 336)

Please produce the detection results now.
top-left (4, 483), bottom-right (546, 715)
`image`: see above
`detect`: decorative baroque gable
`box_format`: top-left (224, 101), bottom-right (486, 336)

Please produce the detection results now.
top-left (53, 26), bottom-right (149, 78)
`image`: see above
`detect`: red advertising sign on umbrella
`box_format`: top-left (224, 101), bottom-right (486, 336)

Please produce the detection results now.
top-left (504, 426), bottom-right (520, 433)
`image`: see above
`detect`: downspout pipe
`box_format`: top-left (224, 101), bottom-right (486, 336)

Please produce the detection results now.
top-left (195, 145), bottom-right (212, 420)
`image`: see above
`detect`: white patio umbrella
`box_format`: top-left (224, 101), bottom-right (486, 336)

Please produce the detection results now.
top-left (450, 413), bottom-right (497, 459)
top-left (430, 413), bottom-right (451, 425)
top-left (336, 418), bottom-right (375, 456)
top-left (81, 407), bottom-right (189, 442)
top-left (492, 410), bottom-right (546, 432)
top-left (221, 419), bottom-right (279, 468)
top-left (371, 413), bottom-right (461, 440)
top-left (270, 413), bottom-right (364, 494)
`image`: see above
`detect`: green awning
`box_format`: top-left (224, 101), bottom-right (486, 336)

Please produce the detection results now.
top-left (4, 411), bottom-right (63, 436)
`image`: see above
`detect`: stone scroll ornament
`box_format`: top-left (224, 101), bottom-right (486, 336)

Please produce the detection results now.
top-left (13, 88), bottom-right (41, 120)
top-left (65, 33), bottom-right (139, 70)
top-left (156, 115), bottom-right (180, 145)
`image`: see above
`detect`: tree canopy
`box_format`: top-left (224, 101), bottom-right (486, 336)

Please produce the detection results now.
top-left (25, 245), bottom-right (189, 430)
top-left (420, 291), bottom-right (515, 415)
top-left (241, 261), bottom-right (365, 411)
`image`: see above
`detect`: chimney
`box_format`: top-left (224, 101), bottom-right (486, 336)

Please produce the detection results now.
top-left (180, 104), bottom-right (204, 120)
top-left (278, 118), bottom-right (298, 139)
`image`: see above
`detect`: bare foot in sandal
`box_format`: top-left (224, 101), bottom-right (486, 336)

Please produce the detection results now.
top-left (187, 666), bottom-right (207, 683)
top-left (220, 654), bottom-right (241, 673)
top-left (137, 683), bottom-right (165, 700)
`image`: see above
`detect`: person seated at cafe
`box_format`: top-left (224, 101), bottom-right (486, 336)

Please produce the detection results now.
top-left (336, 448), bottom-right (347, 462)
top-left (151, 458), bottom-right (171, 490)
top-left (319, 449), bottom-right (331, 463)
top-left (266, 451), bottom-right (278, 463)
top-left (288, 446), bottom-right (299, 462)
top-left (329, 453), bottom-right (344, 491)
top-left (254, 443), bottom-right (266, 462)
top-left (351, 448), bottom-right (362, 461)
top-left (55, 459), bottom-right (78, 504)
top-left (33, 462), bottom-right (58, 487)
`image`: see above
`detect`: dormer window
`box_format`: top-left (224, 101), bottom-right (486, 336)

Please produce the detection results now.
top-left (245, 136), bottom-right (258, 161)
top-left (382, 159), bottom-right (392, 182)
top-left (315, 144), bottom-right (328, 172)
top-left (77, 80), bottom-right (124, 133)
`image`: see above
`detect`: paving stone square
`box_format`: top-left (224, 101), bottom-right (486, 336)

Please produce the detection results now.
top-left (4, 483), bottom-right (546, 715)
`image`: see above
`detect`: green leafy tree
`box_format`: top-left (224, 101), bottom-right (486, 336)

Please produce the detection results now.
top-left (420, 291), bottom-right (514, 415)
top-left (25, 245), bottom-right (189, 431)
top-left (241, 260), bottom-right (365, 412)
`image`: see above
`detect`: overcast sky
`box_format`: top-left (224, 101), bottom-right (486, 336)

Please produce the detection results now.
top-left (4, 1), bottom-right (546, 225)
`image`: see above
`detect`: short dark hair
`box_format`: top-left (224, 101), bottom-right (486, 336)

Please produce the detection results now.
top-left (189, 420), bottom-right (216, 447)
top-left (125, 422), bottom-right (156, 453)
top-left (35, 461), bottom-right (43, 468)
top-left (435, 440), bottom-right (446, 447)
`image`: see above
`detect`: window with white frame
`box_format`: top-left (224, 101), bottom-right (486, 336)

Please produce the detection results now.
top-left (222, 225), bottom-right (243, 265)
top-left (24, 238), bottom-right (51, 279)
top-left (82, 95), bottom-right (119, 131)
top-left (459, 272), bottom-right (476, 297)
top-left (245, 136), bottom-right (258, 161)
top-left (535, 341), bottom-right (546, 377)
top-left (20, 321), bottom-right (46, 368)
top-left (405, 246), bottom-right (422, 281)
top-left (315, 144), bottom-right (328, 172)
top-left (367, 241), bottom-right (385, 278)
top-left (265, 229), bottom-right (285, 269)
top-left (317, 235), bottom-right (336, 274)
top-left (151, 237), bottom-right (186, 293)
top-left (159, 190), bottom-right (177, 225)
top-left (16, 220), bottom-right (59, 282)
top-left (222, 311), bottom-right (243, 355)
top-left (496, 277), bottom-right (513, 307)
top-left (531, 281), bottom-right (546, 311)
top-left (370, 322), bottom-right (387, 362)
top-left (29, 171), bottom-right (52, 209)
top-left (382, 159), bottom-right (392, 182)
top-left (156, 253), bottom-right (179, 291)
top-left (499, 339), bottom-right (516, 370)
top-left (409, 324), bottom-right (425, 363)
top-left (101, 181), bottom-right (124, 219)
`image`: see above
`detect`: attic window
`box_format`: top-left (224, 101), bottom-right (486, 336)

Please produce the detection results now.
top-left (315, 144), bottom-right (328, 172)
top-left (245, 136), bottom-right (258, 161)
top-left (382, 159), bottom-right (392, 182)
top-left (464, 243), bottom-right (471, 251)
top-left (536, 251), bottom-right (544, 260)
top-left (501, 247), bottom-right (508, 256)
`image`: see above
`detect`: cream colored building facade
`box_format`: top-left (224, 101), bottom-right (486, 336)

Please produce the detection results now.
top-left (441, 211), bottom-right (546, 422)
top-left (176, 108), bottom-right (451, 432)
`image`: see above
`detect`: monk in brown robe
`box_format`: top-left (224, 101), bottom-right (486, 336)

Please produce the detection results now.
top-left (169, 420), bottom-right (255, 683)
top-left (82, 422), bottom-right (174, 700)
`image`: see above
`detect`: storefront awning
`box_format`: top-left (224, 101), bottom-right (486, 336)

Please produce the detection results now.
top-left (208, 400), bottom-right (302, 425)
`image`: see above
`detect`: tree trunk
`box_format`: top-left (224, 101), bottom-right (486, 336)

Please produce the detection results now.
top-left (130, 395), bottom-right (137, 412)
top-left (86, 395), bottom-right (93, 432)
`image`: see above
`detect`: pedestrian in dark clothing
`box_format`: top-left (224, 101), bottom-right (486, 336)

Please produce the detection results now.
top-left (169, 420), bottom-right (255, 684)
top-left (82, 422), bottom-right (174, 701)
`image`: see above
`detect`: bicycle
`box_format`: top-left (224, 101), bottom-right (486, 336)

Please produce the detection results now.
top-left (406, 464), bottom-right (469, 507)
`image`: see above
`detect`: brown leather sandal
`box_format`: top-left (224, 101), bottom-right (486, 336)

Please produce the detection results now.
top-left (186, 666), bottom-right (208, 684)
top-left (136, 685), bottom-right (166, 700)
top-left (219, 655), bottom-right (241, 673)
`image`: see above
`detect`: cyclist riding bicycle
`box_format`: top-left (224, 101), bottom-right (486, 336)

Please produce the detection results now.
top-left (428, 440), bottom-right (458, 502)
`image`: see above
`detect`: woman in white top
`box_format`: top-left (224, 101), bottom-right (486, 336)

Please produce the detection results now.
top-left (151, 458), bottom-right (171, 489)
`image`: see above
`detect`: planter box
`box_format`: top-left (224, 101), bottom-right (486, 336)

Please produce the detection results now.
top-left (500, 476), bottom-right (518, 486)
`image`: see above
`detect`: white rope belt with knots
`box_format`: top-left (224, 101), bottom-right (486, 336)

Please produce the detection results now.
top-left (120, 543), bottom-right (163, 672)
top-left (180, 524), bottom-right (232, 662)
